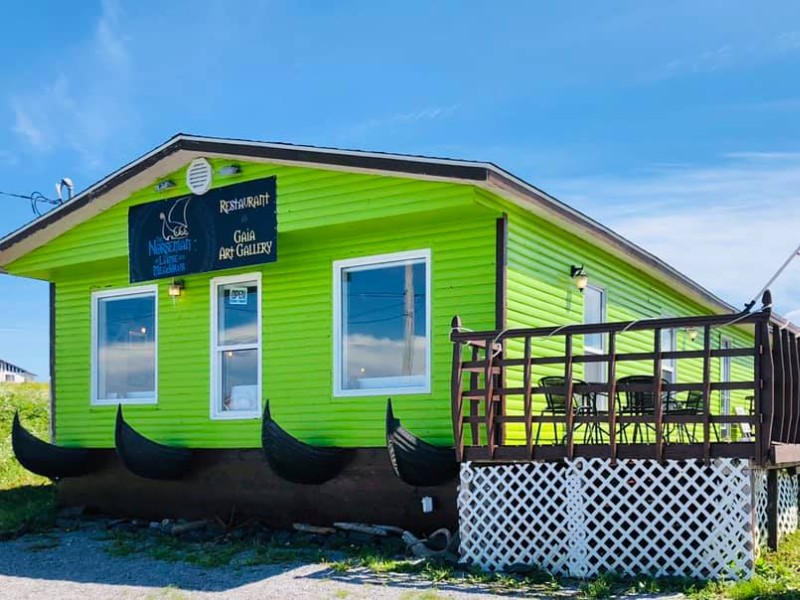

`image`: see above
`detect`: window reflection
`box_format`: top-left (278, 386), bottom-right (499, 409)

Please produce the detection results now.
top-left (214, 279), bottom-right (260, 415)
top-left (341, 259), bottom-right (428, 391)
top-left (96, 293), bottom-right (155, 401)
top-left (221, 349), bottom-right (258, 412)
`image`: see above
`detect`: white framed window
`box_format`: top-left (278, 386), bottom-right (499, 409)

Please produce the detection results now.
top-left (660, 322), bottom-right (677, 383)
top-left (210, 273), bottom-right (262, 420)
top-left (333, 249), bottom-right (431, 397)
top-left (91, 285), bottom-right (158, 405)
top-left (583, 285), bottom-right (607, 386)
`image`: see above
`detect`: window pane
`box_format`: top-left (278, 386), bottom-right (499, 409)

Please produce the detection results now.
top-left (97, 294), bottom-right (155, 400)
top-left (218, 281), bottom-right (258, 345)
top-left (220, 349), bottom-right (258, 412)
top-left (341, 260), bottom-right (427, 391)
top-left (583, 287), bottom-right (604, 351)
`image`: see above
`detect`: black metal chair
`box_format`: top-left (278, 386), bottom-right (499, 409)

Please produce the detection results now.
top-left (616, 375), bottom-right (670, 443)
top-left (535, 376), bottom-right (603, 444)
top-left (664, 390), bottom-right (702, 443)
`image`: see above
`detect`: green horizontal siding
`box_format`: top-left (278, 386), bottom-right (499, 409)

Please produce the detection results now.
top-left (480, 191), bottom-right (755, 443)
top-left (8, 160), bottom-right (499, 448)
top-left (10, 160), bottom-right (480, 276)
top-left (7, 155), bottom-right (753, 450)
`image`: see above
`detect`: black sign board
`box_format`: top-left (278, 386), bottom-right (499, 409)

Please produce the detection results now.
top-left (128, 177), bottom-right (277, 283)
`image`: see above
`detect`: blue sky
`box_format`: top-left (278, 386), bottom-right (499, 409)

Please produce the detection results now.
top-left (2, 0), bottom-right (800, 378)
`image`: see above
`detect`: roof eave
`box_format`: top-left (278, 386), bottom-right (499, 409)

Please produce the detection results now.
top-left (0, 133), bottom-right (747, 321)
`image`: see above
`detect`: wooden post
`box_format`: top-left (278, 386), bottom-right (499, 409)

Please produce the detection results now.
top-left (792, 335), bottom-right (800, 444)
top-left (607, 332), bottom-right (618, 463)
top-left (450, 316), bottom-right (464, 462)
top-left (523, 336), bottom-right (534, 459)
top-left (469, 345), bottom-right (480, 446)
top-left (702, 325), bottom-right (713, 465)
top-left (772, 326), bottom-right (785, 444)
top-left (484, 344), bottom-right (497, 459)
top-left (767, 468), bottom-right (779, 551)
top-left (760, 319), bottom-right (775, 466)
top-left (782, 327), bottom-right (794, 444)
top-left (564, 335), bottom-right (575, 458)
top-left (653, 328), bottom-right (664, 462)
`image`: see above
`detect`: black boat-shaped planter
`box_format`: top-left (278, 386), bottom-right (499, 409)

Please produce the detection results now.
top-left (386, 399), bottom-right (458, 487)
top-left (261, 401), bottom-right (353, 485)
top-left (12, 412), bottom-right (95, 479)
top-left (115, 405), bottom-right (193, 480)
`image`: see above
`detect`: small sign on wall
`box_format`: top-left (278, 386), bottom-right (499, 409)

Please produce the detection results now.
top-left (228, 287), bottom-right (248, 305)
top-left (128, 176), bottom-right (277, 283)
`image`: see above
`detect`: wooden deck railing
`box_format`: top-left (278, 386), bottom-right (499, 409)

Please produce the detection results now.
top-left (450, 291), bottom-right (800, 467)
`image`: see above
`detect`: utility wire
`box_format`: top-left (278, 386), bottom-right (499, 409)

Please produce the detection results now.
top-left (0, 190), bottom-right (63, 216)
top-left (745, 239), bottom-right (800, 312)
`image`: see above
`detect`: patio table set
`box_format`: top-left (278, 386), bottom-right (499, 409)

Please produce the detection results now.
top-left (535, 375), bottom-right (721, 446)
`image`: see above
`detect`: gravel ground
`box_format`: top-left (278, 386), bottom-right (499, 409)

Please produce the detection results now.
top-left (0, 529), bottom-right (556, 599)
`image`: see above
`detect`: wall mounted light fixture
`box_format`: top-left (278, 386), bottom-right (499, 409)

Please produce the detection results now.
top-left (570, 264), bottom-right (589, 292)
top-left (168, 279), bottom-right (184, 298)
top-left (155, 180), bottom-right (176, 192)
top-left (218, 164), bottom-right (242, 176)
top-left (685, 327), bottom-right (698, 342)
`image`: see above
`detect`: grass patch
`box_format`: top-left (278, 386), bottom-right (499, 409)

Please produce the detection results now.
top-left (690, 531), bottom-right (800, 599)
top-left (325, 551), bottom-right (559, 594)
top-left (0, 383), bottom-right (56, 536)
top-left (99, 518), bottom-right (800, 598)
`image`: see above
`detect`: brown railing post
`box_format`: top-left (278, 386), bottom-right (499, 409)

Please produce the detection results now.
top-left (702, 325), bottom-right (713, 465)
top-left (790, 334), bottom-right (800, 444)
top-left (523, 336), bottom-right (534, 459)
top-left (781, 327), bottom-right (795, 444)
top-left (450, 316), bottom-right (465, 462)
top-left (793, 336), bottom-right (800, 444)
top-left (564, 334), bottom-right (575, 459)
top-left (772, 325), bottom-right (785, 445)
top-left (767, 468), bottom-right (779, 551)
top-left (653, 328), bottom-right (664, 462)
top-left (469, 345), bottom-right (480, 446)
top-left (483, 343), bottom-right (497, 459)
top-left (758, 316), bottom-right (775, 466)
top-left (607, 332), bottom-right (618, 463)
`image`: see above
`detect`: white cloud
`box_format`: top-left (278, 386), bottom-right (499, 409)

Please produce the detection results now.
top-left (345, 333), bottom-right (426, 383)
top-left (549, 152), bottom-right (800, 319)
top-left (9, 0), bottom-right (136, 169)
top-left (343, 104), bottom-right (461, 142)
top-left (649, 31), bottom-right (800, 80)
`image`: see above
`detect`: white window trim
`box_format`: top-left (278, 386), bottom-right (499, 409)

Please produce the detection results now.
top-left (210, 272), bottom-right (262, 420)
top-left (91, 285), bottom-right (159, 406)
top-left (583, 285), bottom-right (608, 403)
top-left (583, 284), bottom-right (607, 356)
top-left (660, 315), bottom-right (678, 383)
top-left (333, 249), bottom-right (432, 398)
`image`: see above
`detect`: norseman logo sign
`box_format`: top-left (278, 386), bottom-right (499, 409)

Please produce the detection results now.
top-left (128, 176), bottom-right (277, 283)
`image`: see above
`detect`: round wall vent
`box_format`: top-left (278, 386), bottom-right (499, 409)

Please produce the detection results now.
top-left (186, 158), bottom-right (213, 195)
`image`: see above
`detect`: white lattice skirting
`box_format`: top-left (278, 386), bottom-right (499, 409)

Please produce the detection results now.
top-left (458, 458), bottom-right (798, 580)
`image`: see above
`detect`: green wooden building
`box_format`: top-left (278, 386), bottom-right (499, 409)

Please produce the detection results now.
top-left (1, 134), bottom-right (792, 538)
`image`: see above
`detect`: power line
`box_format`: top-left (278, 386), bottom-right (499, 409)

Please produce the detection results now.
top-left (0, 190), bottom-right (63, 216)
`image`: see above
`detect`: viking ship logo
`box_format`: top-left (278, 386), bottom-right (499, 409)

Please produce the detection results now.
top-left (159, 197), bottom-right (190, 241)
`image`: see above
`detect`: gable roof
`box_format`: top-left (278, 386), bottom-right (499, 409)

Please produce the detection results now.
top-left (0, 133), bottom-right (737, 316)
